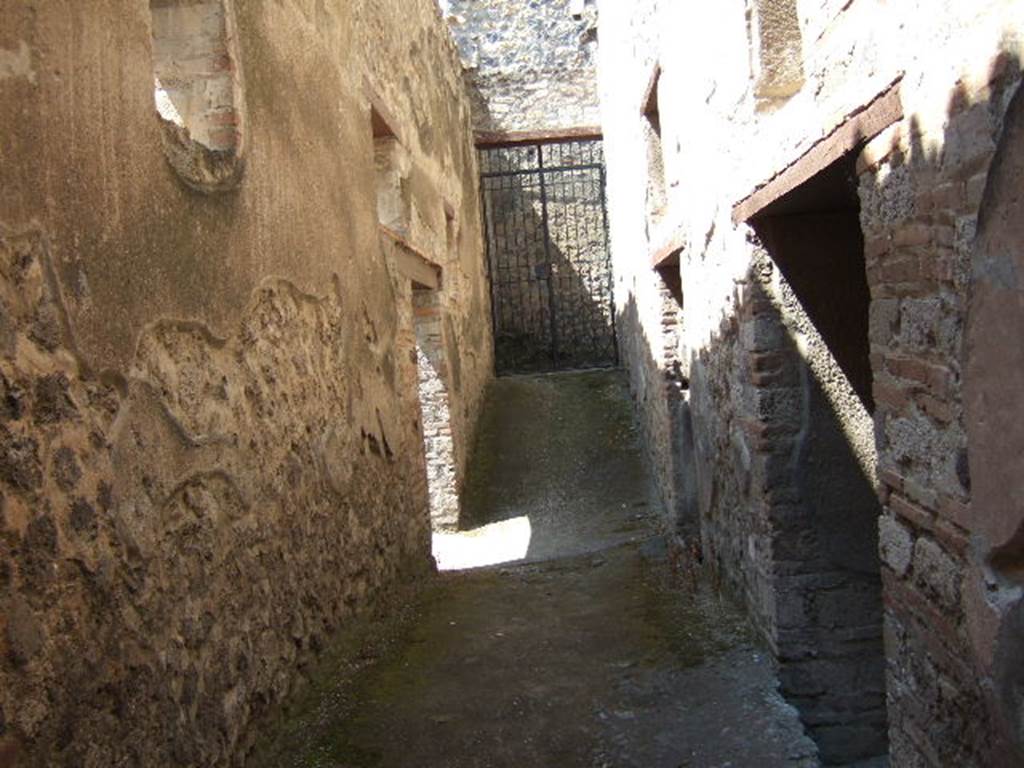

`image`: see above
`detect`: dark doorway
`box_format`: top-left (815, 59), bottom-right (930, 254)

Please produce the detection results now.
top-left (480, 139), bottom-right (617, 375)
top-left (751, 151), bottom-right (888, 764)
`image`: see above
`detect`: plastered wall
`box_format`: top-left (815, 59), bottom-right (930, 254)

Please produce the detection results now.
top-left (0, 1), bottom-right (491, 765)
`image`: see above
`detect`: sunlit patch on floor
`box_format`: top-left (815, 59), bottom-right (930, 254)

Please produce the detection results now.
top-left (432, 515), bottom-right (532, 571)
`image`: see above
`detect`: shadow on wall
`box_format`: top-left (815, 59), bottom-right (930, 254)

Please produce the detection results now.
top-left (612, 41), bottom-right (1024, 766)
top-left (857, 46), bottom-right (1023, 768)
top-left (617, 289), bottom-right (699, 542)
top-left (630, 239), bottom-right (888, 764)
top-left (961, 55), bottom-right (1024, 767)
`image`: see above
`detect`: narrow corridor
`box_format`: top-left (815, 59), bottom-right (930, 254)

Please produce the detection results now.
top-left (253, 371), bottom-right (820, 768)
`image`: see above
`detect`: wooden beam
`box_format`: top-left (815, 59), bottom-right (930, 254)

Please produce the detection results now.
top-left (732, 79), bottom-right (904, 224)
top-left (379, 226), bottom-right (442, 290)
top-left (650, 226), bottom-right (686, 270)
top-left (475, 126), bottom-right (603, 147)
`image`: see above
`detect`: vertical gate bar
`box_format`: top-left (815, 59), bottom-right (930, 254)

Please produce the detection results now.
top-left (481, 175), bottom-right (500, 374)
top-left (536, 142), bottom-right (560, 369)
top-left (506, 169), bottom-right (520, 371)
top-left (586, 167), bottom-right (602, 362)
top-left (573, 167), bottom-right (587, 364)
top-left (598, 163), bottom-right (619, 365)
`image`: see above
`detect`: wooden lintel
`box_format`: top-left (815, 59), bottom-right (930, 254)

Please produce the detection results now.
top-left (650, 227), bottom-right (686, 270)
top-left (379, 226), bottom-right (442, 290)
top-left (732, 79), bottom-right (904, 224)
top-left (475, 126), bottom-right (603, 148)
top-left (641, 62), bottom-right (661, 118)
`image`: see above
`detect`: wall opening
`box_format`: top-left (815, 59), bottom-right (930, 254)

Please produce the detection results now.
top-left (749, 150), bottom-right (887, 764)
top-left (149, 0), bottom-right (247, 192)
top-left (370, 98), bottom-right (460, 532)
top-left (413, 287), bottom-right (461, 531)
top-left (371, 103), bottom-right (412, 236)
top-left (644, 64), bottom-right (697, 541)
top-left (746, 0), bottom-right (805, 109)
top-left (656, 263), bottom-right (699, 540)
top-left (642, 65), bottom-right (668, 239)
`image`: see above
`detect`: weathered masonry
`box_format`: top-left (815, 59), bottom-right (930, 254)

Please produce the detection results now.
top-left (0, 1), bottom-right (491, 764)
top-left (3, 0), bottom-right (1024, 766)
top-left (597, 0), bottom-right (1024, 765)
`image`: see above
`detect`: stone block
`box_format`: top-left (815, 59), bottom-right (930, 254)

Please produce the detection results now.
top-left (912, 537), bottom-right (961, 611)
top-left (879, 515), bottom-right (914, 577)
top-left (868, 297), bottom-right (899, 347)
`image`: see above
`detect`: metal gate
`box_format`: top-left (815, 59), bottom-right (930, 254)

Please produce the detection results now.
top-left (480, 138), bottom-right (617, 375)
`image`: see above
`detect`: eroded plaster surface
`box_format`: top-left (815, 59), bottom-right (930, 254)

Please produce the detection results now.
top-left (0, 0), bottom-right (492, 764)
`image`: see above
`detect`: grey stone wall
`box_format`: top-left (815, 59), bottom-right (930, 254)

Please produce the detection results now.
top-left (444, 0), bottom-right (601, 133)
top-left (414, 288), bottom-right (461, 530)
top-left (0, 0), bottom-right (492, 764)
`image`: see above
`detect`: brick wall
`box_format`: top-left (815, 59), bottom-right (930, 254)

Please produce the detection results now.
top-left (599, 0), bottom-right (1024, 764)
top-left (858, 62), bottom-right (1024, 765)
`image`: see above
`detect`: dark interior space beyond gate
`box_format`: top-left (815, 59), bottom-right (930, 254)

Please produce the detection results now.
top-left (751, 152), bottom-right (888, 764)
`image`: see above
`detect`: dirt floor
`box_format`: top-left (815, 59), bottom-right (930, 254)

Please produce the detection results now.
top-left (251, 370), bottom-right (822, 767)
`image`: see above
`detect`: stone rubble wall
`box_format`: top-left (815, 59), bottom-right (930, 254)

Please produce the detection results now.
top-left (598, 0), bottom-right (1024, 764)
top-left (444, 0), bottom-right (601, 134)
top-left (0, 0), bottom-right (492, 765)
top-left (413, 288), bottom-right (460, 530)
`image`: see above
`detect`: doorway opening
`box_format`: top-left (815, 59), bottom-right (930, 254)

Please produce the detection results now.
top-left (413, 287), bottom-right (460, 531)
top-left (749, 150), bottom-right (888, 764)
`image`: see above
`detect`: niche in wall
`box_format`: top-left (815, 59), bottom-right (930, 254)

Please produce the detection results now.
top-left (746, 0), bottom-right (805, 109)
top-left (149, 0), bottom-right (247, 193)
top-left (641, 64), bottom-right (668, 238)
top-left (371, 103), bottom-right (412, 235)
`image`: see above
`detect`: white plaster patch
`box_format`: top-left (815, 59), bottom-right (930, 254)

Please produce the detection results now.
top-left (0, 41), bottom-right (37, 85)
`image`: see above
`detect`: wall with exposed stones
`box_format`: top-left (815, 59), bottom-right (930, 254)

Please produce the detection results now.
top-left (598, 0), bottom-right (1024, 765)
top-left (480, 141), bottom-right (616, 374)
top-left (0, 1), bottom-right (491, 765)
top-left (443, 0), bottom-right (601, 135)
